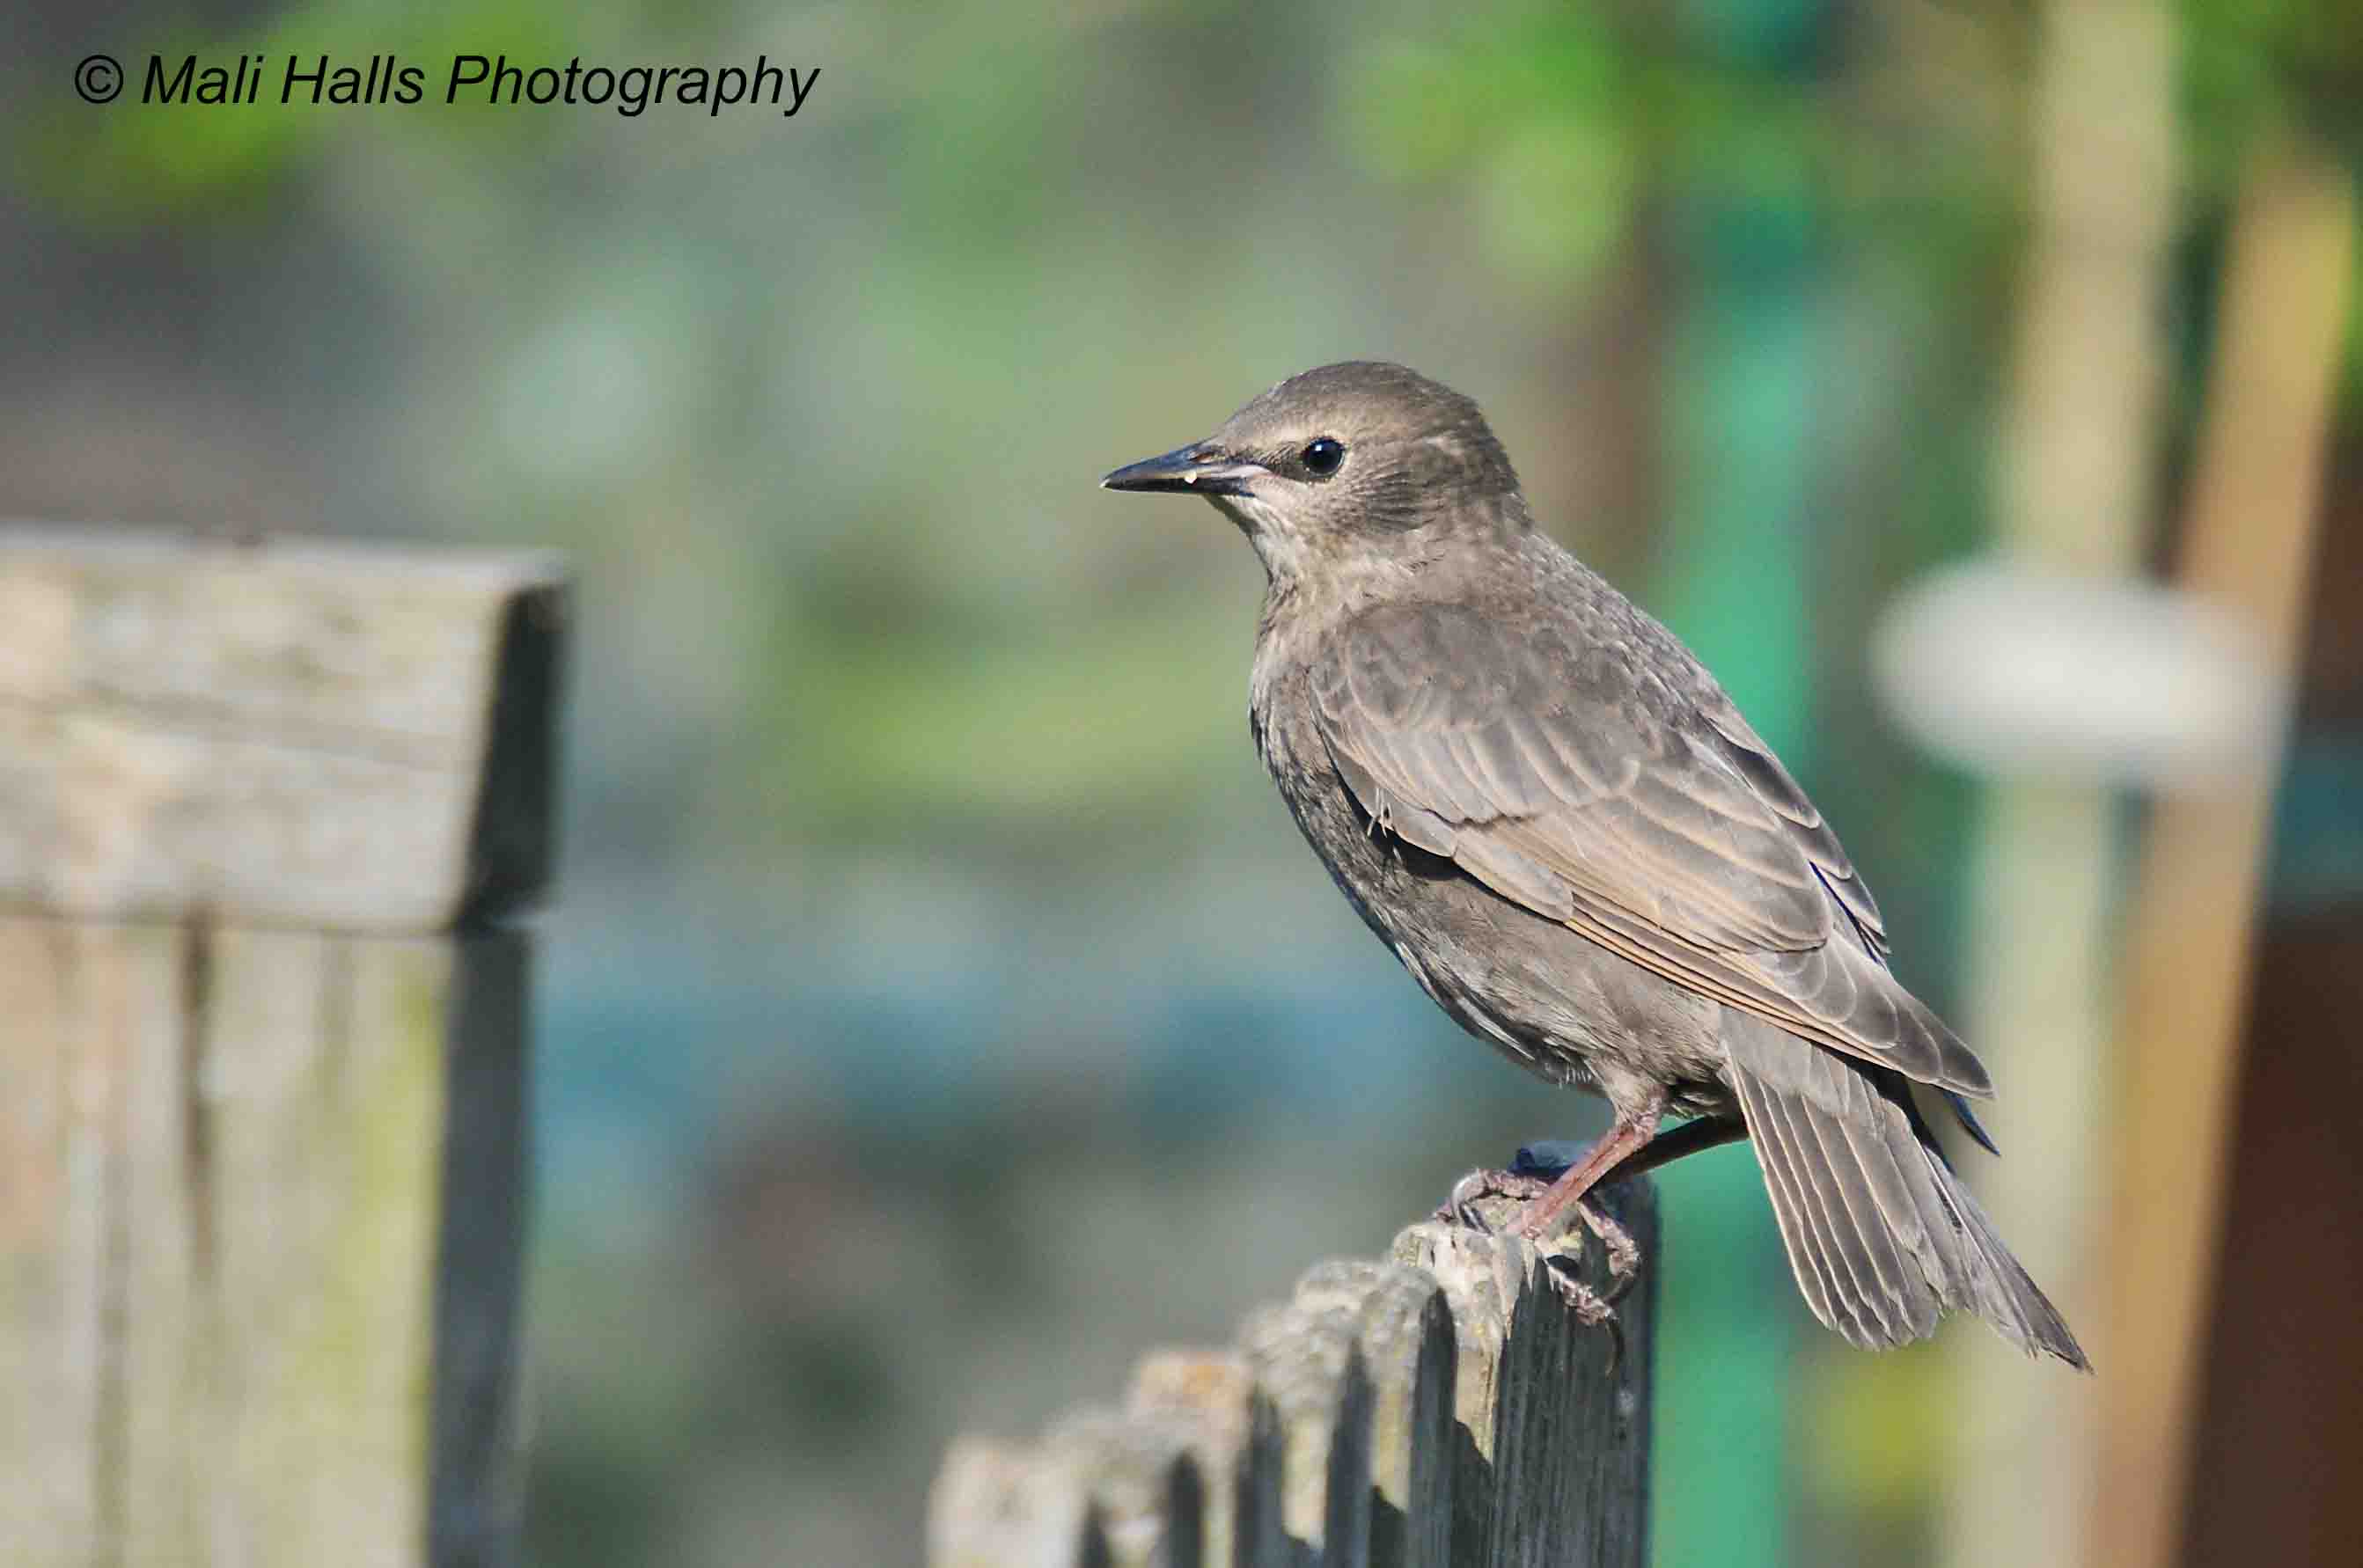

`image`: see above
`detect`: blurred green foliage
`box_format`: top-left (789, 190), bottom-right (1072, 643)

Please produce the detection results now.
top-left (2183, 0), bottom-right (2363, 179)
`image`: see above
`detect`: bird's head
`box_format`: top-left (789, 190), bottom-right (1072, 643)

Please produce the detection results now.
top-left (1101, 361), bottom-right (1530, 584)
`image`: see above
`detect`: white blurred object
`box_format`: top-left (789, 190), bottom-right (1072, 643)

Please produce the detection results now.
top-left (1871, 561), bottom-right (2285, 788)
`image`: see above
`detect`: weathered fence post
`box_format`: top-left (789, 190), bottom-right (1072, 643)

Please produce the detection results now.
top-left (0, 525), bottom-right (565, 1568)
top-left (929, 1178), bottom-right (1657, 1568)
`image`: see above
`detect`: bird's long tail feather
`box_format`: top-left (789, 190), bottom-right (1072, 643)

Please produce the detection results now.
top-left (1722, 1018), bottom-right (2089, 1370)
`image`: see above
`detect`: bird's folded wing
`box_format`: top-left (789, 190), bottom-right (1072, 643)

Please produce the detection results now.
top-left (1309, 600), bottom-right (1992, 1096)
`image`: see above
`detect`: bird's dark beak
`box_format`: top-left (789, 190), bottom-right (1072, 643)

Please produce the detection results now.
top-left (1101, 443), bottom-right (1262, 497)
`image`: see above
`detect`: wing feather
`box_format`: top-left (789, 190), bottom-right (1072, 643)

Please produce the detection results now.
top-left (1312, 600), bottom-right (1992, 1096)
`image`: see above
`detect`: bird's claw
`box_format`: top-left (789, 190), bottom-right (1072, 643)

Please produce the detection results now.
top-left (1574, 1198), bottom-right (1643, 1304)
top-left (1543, 1255), bottom-right (1630, 1368)
top-left (1542, 1254), bottom-right (1616, 1323)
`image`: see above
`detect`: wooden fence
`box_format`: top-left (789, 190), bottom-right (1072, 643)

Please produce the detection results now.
top-left (0, 524), bottom-right (1655, 1567)
top-left (0, 525), bottom-right (564, 1567)
top-left (929, 1180), bottom-right (1659, 1568)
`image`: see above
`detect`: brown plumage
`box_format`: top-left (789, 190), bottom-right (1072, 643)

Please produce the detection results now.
top-left (1104, 361), bottom-right (2087, 1367)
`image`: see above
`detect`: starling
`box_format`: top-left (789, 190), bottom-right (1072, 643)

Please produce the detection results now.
top-left (1104, 361), bottom-right (2088, 1367)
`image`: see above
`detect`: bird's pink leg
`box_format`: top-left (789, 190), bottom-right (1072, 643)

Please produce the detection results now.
top-left (1509, 1108), bottom-right (1659, 1244)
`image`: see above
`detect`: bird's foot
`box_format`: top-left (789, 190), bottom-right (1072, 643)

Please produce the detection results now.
top-left (1436, 1166), bottom-right (1553, 1232)
top-left (1500, 1141), bottom-right (1645, 1299)
top-left (1438, 1147), bottom-right (1647, 1323)
top-left (1559, 1198), bottom-right (1642, 1295)
top-left (1501, 1196), bottom-right (1642, 1313)
top-left (1539, 1191), bottom-right (1641, 1367)
top-left (1436, 1139), bottom-right (1596, 1230)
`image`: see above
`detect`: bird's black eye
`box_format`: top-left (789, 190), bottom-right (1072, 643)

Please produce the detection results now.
top-left (1301, 437), bottom-right (1346, 478)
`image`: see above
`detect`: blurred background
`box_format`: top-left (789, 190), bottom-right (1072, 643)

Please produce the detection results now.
top-left (6, 1), bottom-right (2359, 1564)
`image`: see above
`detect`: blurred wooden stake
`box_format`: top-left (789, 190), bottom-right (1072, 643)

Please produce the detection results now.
top-left (0, 529), bottom-right (564, 1568)
top-left (1941, 5), bottom-right (2170, 1567)
top-left (2095, 138), bottom-right (2355, 1568)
